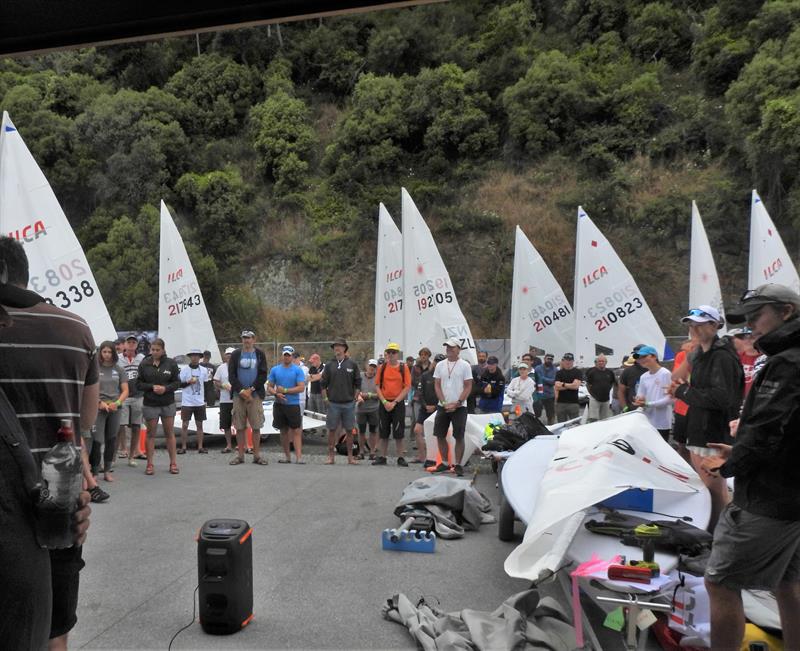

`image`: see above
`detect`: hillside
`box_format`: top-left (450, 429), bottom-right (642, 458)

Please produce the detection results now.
top-left (2, 0), bottom-right (799, 341)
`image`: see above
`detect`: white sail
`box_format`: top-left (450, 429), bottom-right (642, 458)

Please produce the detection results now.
top-left (401, 188), bottom-right (477, 363)
top-left (510, 225), bottom-right (575, 361)
top-left (374, 203), bottom-right (404, 358)
top-left (158, 201), bottom-right (220, 363)
top-left (0, 111), bottom-right (116, 344)
top-left (748, 190), bottom-right (800, 293)
top-left (573, 206), bottom-right (672, 367)
top-left (689, 201), bottom-right (726, 333)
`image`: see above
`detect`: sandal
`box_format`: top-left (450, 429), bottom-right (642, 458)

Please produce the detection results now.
top-left (221, 448), bottom-right (232, 454)
top-left (169, 463), bottom-right (179, 474)
top-left (177, 448), bottom-right (186, 455)
top-left (252, 456), bottom-right (268, 465)
top-left (128, 458), bottom-right (138, 467)
top-left (295, 460), bottom-right (306, 465)
top-left (347, 458), bottom-right (359, 465)
top-left (229, 456), bottom-right (245, 465)
top-left (135, 453), bottom-right (147, 460)
top-left (278, 459), bottom-right (291, 464)
top-left (145, 463), bottom-right (154, 475)
top-left (117, 451), bottom-right (128, 459)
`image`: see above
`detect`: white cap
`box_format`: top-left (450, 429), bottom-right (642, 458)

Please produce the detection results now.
top-left (224, 347), bottom-right (236, 355)
top-left (368, 358), bottom-right (378, 366)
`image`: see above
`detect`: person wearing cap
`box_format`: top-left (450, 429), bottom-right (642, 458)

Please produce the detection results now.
top-left (200, 350), bottom-right (217, 408)
top-left (373, 342), bottom-right (413, 466)
top-left (178, 349), bottom-right (210, 454)
top-left (554, 353), bottom-right (583, 422)
top-left (306, 353), bottom-right (325, 416)
top-left (321, 337), bottom-right (362, 465)
top-left (268, 346), bottom-right (307, 464)
top-left (534, 354), bottom-right (557, 424)
top-left (696, 284), bottom-right (800, 650)
top-left (432, 337), bottom-right (473, 476)
top-left (617, 344), bottom-right (647, 412)
top-left (412, 353), bottom-right (443, 465)
top-left (292, 351), bottom-right (310, 413)
top-left (411, 348), bottom-right (433, 425)
top-left (228, 330), bottom-right (269, 466)
top-left (357, 360), bottom-right (380, 460)
top-left (505, 361), bottom-right (536, 416)
top-left (585, 354), bottom-right (615, 422)
top-left (117, 334), bottom-right (146, 464)
top-left (668, 305), bottom-right (743, 531)
top-left (213, 347), bottom-right (236, 453)
top-left (726, 327), bottom-right (761, 398)
top-left (632, 346), bottom-right (673, 440)
top-left (477, 355), bottom-right (506, 414)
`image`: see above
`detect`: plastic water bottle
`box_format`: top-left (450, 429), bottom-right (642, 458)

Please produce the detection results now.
top-left (36, 419), bottom-right (82, 549)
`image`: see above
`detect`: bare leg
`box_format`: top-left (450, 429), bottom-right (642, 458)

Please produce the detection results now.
top-left (280, 427), bottom-right (291, 461)
top-left (251, 428), bottom-right (262, 459)
top-left (196, 421), bottom-right (204, 451)
top-left (776, 580), bottom-right (800, 649)
top-left (235, 426), bottom-right (245, 459)
top-left (690, 452), bottom-right (731, 531)
top-left (705, 579), bottom-right (745, 650)
top-left (346, 429), bottom-right (357, 463)
top-left (162, 416), bottom-right (177, 465)
top-left (395, 437), bottom-right (406, 459)
top-left (291, 427), bottom-right (302, 462)
top-left (378, 437), bottom-right (389, 458)
top-left (129, 424), bottom-right (141, 458)
top-left (48, 633), bottom-right (68, 650)
top-left (223, 428), bottom-right (232, 451)
top-left (454, 438), bottom-right (465, 467)
top-left (80, 443), bottom-right (98, 490)
top-left (145, 419), bottom-right (157, 466)
top-left (437, 436), bottom-right (450, 466)
top-left (117, 425), bottom-right (127, 455)
top-left (180, 419), bottom-right (189, 451)
top-left (326, 430), bottom-right (336, 463)
top-left (414, 422), bottom-right (427, 461)
top-left (368, 428), bottom-right (378, 458)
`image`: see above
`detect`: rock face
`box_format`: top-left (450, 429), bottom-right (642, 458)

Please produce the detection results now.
top-left (246, 258), bottom-right (325, 308)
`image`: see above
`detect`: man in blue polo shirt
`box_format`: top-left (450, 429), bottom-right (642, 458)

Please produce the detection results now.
top-left (268, 345), bottom-right (306, 464)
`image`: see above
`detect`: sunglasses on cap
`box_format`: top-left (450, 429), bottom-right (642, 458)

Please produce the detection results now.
top-left (686, 309), bottom-right (715, 319)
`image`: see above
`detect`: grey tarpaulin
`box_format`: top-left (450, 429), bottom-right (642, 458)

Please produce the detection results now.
top-left (393, 476), bottom-right (496, 539)
top-left (382, 589), bottom-right (578, 650)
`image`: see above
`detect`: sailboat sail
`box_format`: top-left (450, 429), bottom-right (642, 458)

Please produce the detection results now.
top-left (374, 203), bottom-right (404, 358)
top-left (0, 111), bottom-right (116, 344)
top-left (401, 188), bottom-right (477, 364)
top-left (158, 201), bottom-right (220, 363)
top-left (689, 202), bottom-right (726, 333)
top-left (510, 226), bottom-right (575, 361)
top-left (573, 206), bottom-right (672, 367)
top-left (748, 190), bottom-right (800, 293)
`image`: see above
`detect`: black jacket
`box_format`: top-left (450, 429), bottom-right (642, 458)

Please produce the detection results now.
top-left (720, 318), bottom-right (800, 520)
top-left (137, 356), bottom-right (182, 406)
top-left (228, 347), bottom-right (268, 399)
top-left (674, 336), bottom-right (743, 447)
top-left (321, 357), bottom-right (361, 403)
top-left (416, 369), bottom-right (438, 407)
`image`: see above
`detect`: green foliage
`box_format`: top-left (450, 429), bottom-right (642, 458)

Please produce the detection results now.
top-left (628, 3), bottom-right (692, 67)
top-left (174, 169), bottom-right (254, 267)
top-left (166, 53), bottom-right (261, 136)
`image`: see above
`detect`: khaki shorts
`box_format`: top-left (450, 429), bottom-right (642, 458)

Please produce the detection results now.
top-left (119, 396), bottom-right (143, 426)
top-left (232, 394), bottom-right (265, 431)
top-left (705, 503), bottom-right (800, 591)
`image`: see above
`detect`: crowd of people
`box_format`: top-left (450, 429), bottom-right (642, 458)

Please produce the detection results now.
top-left (1, 230), bottom-right (799, 650)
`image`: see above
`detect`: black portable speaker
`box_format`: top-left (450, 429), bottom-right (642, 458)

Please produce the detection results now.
top-left (197, 519), bottom-right (253, 635)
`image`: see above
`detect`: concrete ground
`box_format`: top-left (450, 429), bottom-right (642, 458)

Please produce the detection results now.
top-left (71, 430), bottom-right (534, 649)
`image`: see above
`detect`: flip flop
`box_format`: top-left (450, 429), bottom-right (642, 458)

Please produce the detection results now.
top-left (169, 463), bottom-right (180, 474)
top-left (177, 448), bottom-right (186, 455)
top-left (134, 454), bottom-right (147, 460)
top-left (229, 456), bottom-right (244, 465)
top-left (295, 460), bottom-right (306, 464)
top-left (278, 459), bottom-right (291, 464)
top-left (253, 456), bottom-right (268, 465)
top-left (117, 451), bottom-right (128, 459)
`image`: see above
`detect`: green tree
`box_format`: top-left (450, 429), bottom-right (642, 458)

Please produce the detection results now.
top-left (166, 53), bottom-right (261, 136)
top-left (627, 3), bottom-right (692, 67)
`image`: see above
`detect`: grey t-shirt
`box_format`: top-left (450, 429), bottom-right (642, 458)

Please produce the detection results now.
top-left (357, 372), bottom-right (379, 413)
top-left (99, 363), bottom-right (127, 402)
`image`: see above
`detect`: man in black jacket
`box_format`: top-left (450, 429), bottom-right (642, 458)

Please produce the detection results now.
top-left (669, 305), bottom-right (743, 531)
top-left (137, 338), bottom-right (182, 475)
top-left (321, 337), bottom-right (362, 464)
top-left (228, 330), bottom-right (269, 465)
top-left (699, 285), bottom-right (800, 651)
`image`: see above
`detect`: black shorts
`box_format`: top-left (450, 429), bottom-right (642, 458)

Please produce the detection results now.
top-left (50, 546), bottom-right (84, 638)
top-left (180, 405), bottom-right (207, 422)
top-left (433, 405), bottom-right (468, 440)
top-left (219, 402), bottom-right (233, 430)
top-left (356, 410), bottom-right (378, 427)
top-left (416, 405), bottom-right (435, 425)
top-left (272, 403), bottom-right (302, 430)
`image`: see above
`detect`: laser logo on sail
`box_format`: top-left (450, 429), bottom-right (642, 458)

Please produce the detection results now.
top-left (582, 265), bottom-right (608, 287)
top-left (8, 220), bottom-right (47, 243)
top-left (762, 258), bottom-right (783, 280)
